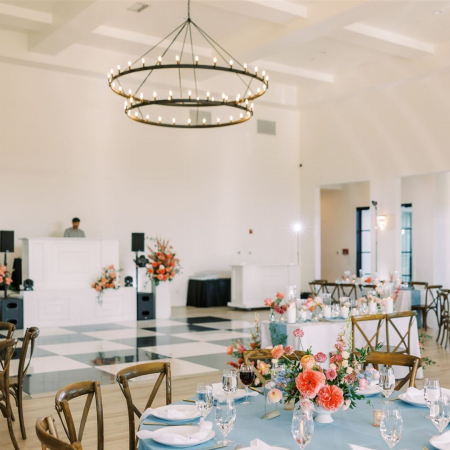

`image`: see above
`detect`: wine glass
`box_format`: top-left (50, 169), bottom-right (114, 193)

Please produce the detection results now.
top-left (380, 408), bottom-right (403, 448)
top-left (430, 395), bottom-right (450, 433)
top-left (222, 369), bottom-right (238, 398)
top-left (379, 367), bottom-right (395, 402)
top-left (291, 409), bottom-right (314, 449)
top-left (424, 378), bottom-right (441, 419)
top-left (196, 383), bottom-right (213, 419)
top-left (239, 364), bottom-right (255, 405)
top-left (215, 397), bottom-right (236, 446)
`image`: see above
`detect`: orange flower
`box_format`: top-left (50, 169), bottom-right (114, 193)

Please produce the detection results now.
top-left (301, 355), bottom-right (316, 370)
top-left (148, 268), bottom-right (154, 274)
top-left (257, 361), bottom-right (270, 376)
top-left (227, 345), bottom-right (234, 355)
top-left (295, 369), bottom-right (325, 399)
top-left (272, 345), bottom-right (284, 359)
top-left (316, 385), bottom-right (344, 411)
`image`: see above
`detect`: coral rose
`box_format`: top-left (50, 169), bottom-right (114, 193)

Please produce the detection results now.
top-left (267, 388), bottom-right (283, 404)
top-left (300, 355), bottom-right (316, 370)
top-left (315, 352), bottom-right (327, 364)
top-left (325, 368), bottom-right (337, 381)
top-left (285, 345), bottom-right (294, 355)
top-left (276, 292), bottom-right (285, 299)
top-left (264, 298), bottom-right (273, 307)
top-left (293, 328), bottom-right (304, 338)
top-left (227, 345), bottom-right (234, 356)
top-left (272, 345), bottom-right (285, 360)
top-left (316, 385), bottom-right (344, 411)
top-left (295, 369), bottom-right (325, 399)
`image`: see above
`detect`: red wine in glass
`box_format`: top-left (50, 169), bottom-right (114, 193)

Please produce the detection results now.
top-left (239, 365), bottom-right (255, 405)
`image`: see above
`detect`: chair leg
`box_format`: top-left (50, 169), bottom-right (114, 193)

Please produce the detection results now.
top-left (423, 309), bottom-right (428, 331)
top-left (4, 397), bottom-right (20, 450)
top-left (17, 387), bottom-right (26, 440)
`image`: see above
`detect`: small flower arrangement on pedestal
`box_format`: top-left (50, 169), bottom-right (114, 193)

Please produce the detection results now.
top-left (357, 367), bottom-right (380, 391)
top-left (0, 265), bottom-right (13, 298)
top-left (92, 265), bottom-right (121, 305)
top-left (146, 238), bottom-right (181, 286)
top-left (264, 292), bottom-right (287, 321)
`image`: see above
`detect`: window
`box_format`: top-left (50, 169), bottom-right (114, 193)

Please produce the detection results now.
top-left (401, 204), bottom-right (412, 282)
top-left (356, 207), bottom-right (371, 277)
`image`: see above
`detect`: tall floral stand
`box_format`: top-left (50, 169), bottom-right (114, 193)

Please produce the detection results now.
top-left (152, 280), bottom-right (171, 319)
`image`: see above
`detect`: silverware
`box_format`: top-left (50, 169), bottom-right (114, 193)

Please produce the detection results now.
top-left (249, 387), bottom-right (264, 395)
top-left (183, 398), bottom-right (196, 403)
top-left (143, 422), bottom-right (196, 426)
top-left (203, 445), bottom-right (227, 450)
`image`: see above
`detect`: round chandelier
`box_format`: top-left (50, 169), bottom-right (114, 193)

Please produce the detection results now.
top-left (107, 0), bottom-right (270, 129)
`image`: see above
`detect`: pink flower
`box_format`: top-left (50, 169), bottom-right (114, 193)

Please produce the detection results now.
top-left (299, 398), bottom-right (315, 413)
top-left (257, 361), bottom-right (270, 376)
top-left (293, 328), bottom-right (304, 338)
top-left (295, 369), bottom-right (325, 399)
top-left (315, 352), bottom-right (327, 364)
top-left (325, 368), bottom-right (337, 381)
top-left (236, 342), bottom-right (245, 354)
top-left (276, 292), bottom-right (285, 299)
top-left (272, 345), bottom-right (284, 360)
top-left (335, 354), bottom-right (343, 362)
top-left (285, 345), bottom-right (294, 355)
top-left (267, 388), bottom-right (283, 403)
top-left (264, 298), bottom-right (273, 307)
top-left (358, 379), bottom-right (369, 391)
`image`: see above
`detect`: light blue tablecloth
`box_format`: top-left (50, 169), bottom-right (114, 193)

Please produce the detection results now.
top-left (138, 393), bottom-right (445, 450)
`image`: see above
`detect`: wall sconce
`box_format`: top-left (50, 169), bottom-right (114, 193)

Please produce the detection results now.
top-left (377, 215), bottom-right (387, 231)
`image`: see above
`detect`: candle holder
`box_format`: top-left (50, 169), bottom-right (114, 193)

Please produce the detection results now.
top-left (373, 409), bottom-right (383, 427)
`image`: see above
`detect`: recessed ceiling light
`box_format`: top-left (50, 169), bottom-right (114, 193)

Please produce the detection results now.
top-left (434, 10), bottom-right (443, 15)
top-left (127, 2), bottom-right (149, 13)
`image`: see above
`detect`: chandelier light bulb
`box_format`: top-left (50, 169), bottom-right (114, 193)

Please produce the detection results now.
top-left (188, 90), bottom-right (192, 99)
top-left (172, 118), bottom-right (176, 124)
top-left (135, 112), bottom-right (138, 117)
top-left (250, 103), bottom-right (254, 110)
top-left (110, 69), bottom-right (114, 74)
top-left (245, 99), bottom-right (249, 105)
top-left (112, 82), bottom-right (116, 88)
top-left (230, 116), bottom-right (233, 122)
top-left (128, 61), bottom-right (131, 68)
top-left (211, 97), bottom-right (215, 102)
top-left (176, 55), bottom-right (180, 64)
top-left (140, 92), bottom-right (144, 100)
top-left (254, 66), bottom-right (258, 73)
top-left (128, 89), bottom-right (132, 95)
top-left (119, 86), bottom-right (122, 91)
top-left (244, 63), bottom-right (247, 72)
top-left (158, 56), bottom-right (162, 64)
top-left (188, 118), bottom-right (191, 125)
top-left (146, 115), bottom-right (149, 121)
top-left (158, 116), bottom-right (162, 123)
top-left (257, 88), bottom-right (261, 93)
top-left (169, 91), bottom-right (173, 96)
top-left (262, 70), bottom-right (265, 76)
top-left (153, 91), bottom-right (157, 99)
top-left (203, 118), bottom-right (206, 125)
top-left (197, 96), bottom-right (200, 101)
top-left (217, 118), bottom-right (220, 124)
top-left (229, 59), bottom-right (233, 68)
top-left (117, 65), bottom-right (121, 73)
top-left (247, 111), bottom-right (251, 116)
top-left (142, 58), bottom-right (145, 66)
top-left (206, 91), bottom-right (210, 99)
top-left (236, 94), bottom-right (240, 101)
top-left (265, 75), bottom-right (269, 81)
top-left (195, 56), bottom-right (199, 65)
top-left (240, 113), bottom-right (243, 118)
top-left (213, 57), bottom-right (217, 66)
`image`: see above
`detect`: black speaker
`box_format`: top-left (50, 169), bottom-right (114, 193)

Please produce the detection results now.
top-left (132, 233), bottom-right (145, 252)
top-left (0, 231), bottom-right (14, 253)
top-left (137, 292), bottom-right (155, 320)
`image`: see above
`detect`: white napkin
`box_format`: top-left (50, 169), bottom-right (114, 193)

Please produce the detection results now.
top-left (250, 438), bottom-right (272, 449)
top-left (349, 445), bottom-right (373, 450)
top-left (137, 418), bottom-right (212, 444)
top-left (139, 408), bottom-right (155, 425)
top-left (403, 387), bottom-right (424, 402)
top-left (430, 430), bottom-right (450, 449)
top-left (212, 382), bottom-right (258, 398)
top-left (139, 406), bottom-right (192, 424)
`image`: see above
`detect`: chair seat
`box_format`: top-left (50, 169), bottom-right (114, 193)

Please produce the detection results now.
top-left (378, 345), bottom-right (406, 353)
top-left (412, 305), bottom-right (425, 310)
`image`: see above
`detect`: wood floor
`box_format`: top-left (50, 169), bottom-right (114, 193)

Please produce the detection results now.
top-left (1, 306), bottom-right (449, 450)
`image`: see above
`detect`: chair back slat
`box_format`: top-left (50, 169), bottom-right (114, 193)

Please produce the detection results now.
top-left (0, 321), bottom-right (15, 340)
top-left (309, 281), bottom-right (327, 298)
top-left (339, 283), bottom-right (358, 301)
top-left (116, 362), bottom-right (172, 450)
top-left (351, 314), bottom-right (385, 353)
top-left (386, 311), bottom-right (416, 355)
top-left (36, 416), bottom-right (83, 450)
top-left (55, 381), bottom-right (103, 450)
top-left (18, 327), bottom-right (40, 382)
top-left (325, 283), bottom-right (340, 303)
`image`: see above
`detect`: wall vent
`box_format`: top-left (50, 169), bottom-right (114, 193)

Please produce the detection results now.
top-left (189, 110), bottom-right (211, 125)
top-left (127, 3), bottom-right (149, 13)
top-left (257, 119), bottom-right (276, 135)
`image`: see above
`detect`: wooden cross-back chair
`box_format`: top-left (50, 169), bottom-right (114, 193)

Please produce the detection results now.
top-left (9, 326), bottom-right (40, 439)
top-left (55, 381), bottom-right (104, 450)
top-left (309, 280), bottom-right (327, 298)
top-left (410, 281), bottom-right (428, 328)
top-left (36, 416), bottom-right (83, 450)
top-left (243, 349), bottom-right (306, 385)
top-left (351, 314), bottom-right (385, 353)
top-left (360, 284), bottom-right (378, 297)
top-left (360, 352), bottom-right (421, 391)
top-left (422, 285), bottom-right (443, 331)
top-left (0, 321), bottom-right (16, 341)
top-left (385, 311), bottom-right (417, 354)
top-left (339, 283), bottom-right (358, 301)
top-left (324, 283), bottom-right (340, 303)
top-left (116, 362), bottom-right (172, 450)
top-left (437, 289), bottom-right (450, 347)
top-left (0, 338), bottom-right (19, 450)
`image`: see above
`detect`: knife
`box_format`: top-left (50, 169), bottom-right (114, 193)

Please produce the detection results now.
top-left (183, 398), bottom-right (196, 403)
top-left (250, 387), bottom-right (264, 395)
top-left (143, 422), bottom-right (196, 426)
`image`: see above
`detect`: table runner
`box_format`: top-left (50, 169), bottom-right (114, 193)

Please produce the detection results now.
top-left (139, 393), bottom-right (444, 449)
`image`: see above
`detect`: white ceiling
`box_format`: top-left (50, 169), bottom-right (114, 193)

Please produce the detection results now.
top-left (2, 0), bottom-right (450, 107)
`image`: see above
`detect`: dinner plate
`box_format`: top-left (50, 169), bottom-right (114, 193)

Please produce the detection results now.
top-left (356, 385), bottom-right (382, 397)
top-left (399, 388), bottom-right (450, 408)
top-left (151, 426), bottom-right (215, 448)
top-left (151, 405), bottom-right (202, 421)
top-left (240, 447), bottom-right (289, 450)
top-left (214, 388), bottom-right (248, 401)
top-left (429, 434), bottom-right (450, 450)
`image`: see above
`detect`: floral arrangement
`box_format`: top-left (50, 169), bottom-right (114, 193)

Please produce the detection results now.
top-left (264, 292), bottom-right (287, 315)
top-left (266, 319), bottom-right (369, 412)
top-left (357, 367), bottom-right (380, 391)
top-left (365, 284), bottom-right (401, 307)
top-left (146, 238), bottom-right (181, 286)
top-left (302, 296), bottom-right (323, 313)
top-left (92, 265), bottom-right (121, 303)
top-left (0, 265), bottom-right (13, 298)
top-left (227, 314), bottom-right (261, 369)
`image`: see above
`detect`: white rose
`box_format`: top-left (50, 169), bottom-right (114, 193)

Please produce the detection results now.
top-left (342, 360), bottom-right (348, 368)
top-left (329, 364), bottom-right (336, 370)
top-left (342, 351), bottom-right (350, 360)
top-left (346, 367), bottom-right (353, 374)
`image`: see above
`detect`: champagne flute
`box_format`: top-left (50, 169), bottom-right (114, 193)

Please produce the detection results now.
top-left (379, 366), bottom-right (396, 402)
top-left (380, 408), bottom-right (403, 449)
top-left (425, 379), bottom-right (442, 420)
top-left (239, 364), bottom-right (255, 405)
top-left (430, 395), bottom-right (450, 433)
top-left (215, 397), bottom-right (236, 446)
top-left (222, 369), bottom-right (238, 398)
top-left (196, 383), bottom-right (213, 419)
top-left (291, 409), bottom-right (314, 449)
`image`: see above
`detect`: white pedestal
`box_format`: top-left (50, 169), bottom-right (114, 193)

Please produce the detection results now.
top-left (152, 280), bottom-right (171, 319)
top-left (228, 264), bottom-right (301, 310)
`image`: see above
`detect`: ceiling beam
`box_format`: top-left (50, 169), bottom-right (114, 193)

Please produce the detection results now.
top-left (252, 59), bottom-right (334, 83)
top-left (0, 2), bottom-right (52, 24)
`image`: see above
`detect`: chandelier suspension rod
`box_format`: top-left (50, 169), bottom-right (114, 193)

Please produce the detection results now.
top-left (178, 24), bottom-right (190, 98)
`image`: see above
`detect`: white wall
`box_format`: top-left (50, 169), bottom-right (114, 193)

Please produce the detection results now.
top-left (320, 182), bottom-right (370, 281)
top-left (300, 66), bottom-right (450, 291)
top-left (0, 61), bottom-right (301, 306)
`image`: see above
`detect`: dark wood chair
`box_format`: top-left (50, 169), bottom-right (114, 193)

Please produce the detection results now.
top-left (0, 321), bottom-right (16, 341)
top-left (385, 311), bottom-right (417, 354)
top-left (0, 338), bottom-right (19, 450)
top-left (339, 283), bottom-right (358, 301)
top-left (410, 281), bottom-right (428, 329)
top-left (324, 283), bottom-right (340, 303)
top-left (309, 280), bottom-right (327, 298)
top-left (55, 381), bottom-right (104, 450)
top-left (9, 326), bottom-right (40, 439)
top-left (437, 289), bottom-right (450, 348)
top-left (351, 314), bottom-right (385, 353)
top-left (36, 416), bottom-right (83, 450)
top-left (422, 285), bottom-right (443, 330)
top-left (361, 352), bottom-right (421, 391)
top-left (116, 362), bottom-right (172, 450)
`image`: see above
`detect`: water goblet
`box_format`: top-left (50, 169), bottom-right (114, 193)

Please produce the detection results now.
top-left (424, 378), bottom-right (441, 419)
top-left (239, 364), bottom-right (255, 405)
top-left (222, 369), bottom-right (238, 398)
top-left (196, 383), bottom-right (213, 419)
top-left (379, 366), bottom-right (395, 402)
top-left (430, 395), bottom-right (450, 433)
top-left (291, 409), bottom-right (314, 449)
top-left (380, 408), bottom-right (403, 448)
top-left (215, 397), bottom-right (236, 446)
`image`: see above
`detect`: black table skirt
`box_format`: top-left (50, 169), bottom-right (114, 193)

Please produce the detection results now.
top-left (187, 278), bottom-right (231, 308)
